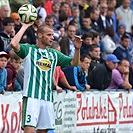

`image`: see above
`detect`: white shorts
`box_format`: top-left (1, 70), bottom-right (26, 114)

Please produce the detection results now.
top-left (22, 97), bottom-right (55, 130)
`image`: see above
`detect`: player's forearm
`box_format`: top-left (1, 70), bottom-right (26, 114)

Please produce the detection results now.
top-left (71, 49), bottom-right (80, 66)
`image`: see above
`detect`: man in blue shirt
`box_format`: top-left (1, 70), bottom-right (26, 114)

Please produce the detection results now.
top-left (62, 54), bottom-right (91, 91)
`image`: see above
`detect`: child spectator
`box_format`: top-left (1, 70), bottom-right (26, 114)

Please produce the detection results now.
top-left (0, 51), bottom-right (10, 94)
top-left (6, 53), bottom-right (22, 91)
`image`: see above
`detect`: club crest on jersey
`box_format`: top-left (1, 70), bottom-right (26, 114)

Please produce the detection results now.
top-left (36, 59), bottom-right (51, 71)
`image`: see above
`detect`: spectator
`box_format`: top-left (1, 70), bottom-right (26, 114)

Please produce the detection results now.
top-left (107, 59), bottom-right (132, 91)
top-left (115, 0), bottom-right (133, 32)
top-left (102, 26), bottom-right (116, 58)
top-left (87, 54), bottom-right (119, 90)
top-left (107, 0), bottom-right (117, 32)
top-left (54, 12), bottom-right (69, 30)
top-left (62, 54), bottom-right (91, 91)
top-left (97, 2), bottom-right (108, 35)
top-left (0, 51), bottom-right (10, 94)
top-left (114, 23), bottom-right (133, 55)
top-left (51, 42), bottom-right (77, 92)
top-left (60, 2), bottom-right (71, 16)
top-left (0, 17), bottom-right (15, 54)
top-left (90, 8), bottom-right (100, 33)
top-left (84, 0), bottom-right (99, 17)
top-left (76, 16), bottom-right (94, 36)
top-left (69, 7), bottom-right (81, 28)
top-left (88, 45), bottom-right (103, 72)
top-left (45, 15), bottom-right (61, 42)
top-left (10, 12), bottom-right (21, 34)
top-left (0, 5), bottom-right (9, 32)
top-left (91, 31), bottom-right (105, 54)
top-left (16, 65), bottom-right (24, 89)
top-left (50, 2), bottom-right (60, 26)
top-left (113, 34), bottom-right (132, 65)
top-left (5, 53), bottom-right (22, 91)
top-left (44, 0), bottom-right (52, 15)
top-left (57, 26), bottom-right (65, 42)
top-left (106, 6), bottom-right (115, 28)
top-left (59, 24), bottom-right (76, 57)
top-left (21, 15), bottom-right (43, 44)
top-left (114, 22), bottom-right (127, 45)
top-left (69, 19), bottom-right (79, 30)
top-left (80, 32), bottom-right (93, 55)
top-left (33, 0), bottom-right (47, 22)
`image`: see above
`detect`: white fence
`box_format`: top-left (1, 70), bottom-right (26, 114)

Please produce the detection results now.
top-left (0, 90), bottom-right (133, 133)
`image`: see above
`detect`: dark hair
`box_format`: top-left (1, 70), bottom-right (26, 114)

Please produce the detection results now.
top-left (56, 25), bottom-right (64, 30)
top-left (10, 53), bottom-right (21, 62)
top-left (60, 2), bottom-right (69, 7)
top-left (91, 31), bottom-right (99, 40)
top-left (90, 7), bottom-right (99, 14)
top-left (118, 59), bottom-right (129, 65)
top-left (66, 24), bottom-right (75, 31)
top-left (105, 26), bottom-right (114, 38)
top-left (80, 54), bottom-right (91, 62)
top-left (45, 15), bottom-right (54, 21)
top-left (108, 6), bottom-right (115, 11)
top-left (69, 19), bottom-right (78, 25)
top-left (81, 33), bottom-right (93, 40)
top-left (2, 17), bottom-right (14, 26)
top-left (121, 34), bottom-right (130, 41)
top-left (89, 45), bottom-right (100, 52)
top-left (59, 12), bottom-right (68, 22)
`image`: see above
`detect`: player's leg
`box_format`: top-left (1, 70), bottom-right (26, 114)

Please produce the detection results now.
top-left (24, 126), bottom-right (35, 133)
top-left (22, 97), bottom-right (40, 133)
top-left (36, 101), bottom-right (55, 132)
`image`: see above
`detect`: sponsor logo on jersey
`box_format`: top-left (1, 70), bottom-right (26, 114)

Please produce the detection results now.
top-left (36, 59), bottom-right (51, 71)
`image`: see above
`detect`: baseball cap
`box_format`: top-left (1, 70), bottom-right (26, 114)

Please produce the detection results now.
top-left (10, 12), bottom-right (19, 20)
top-left (0, 51), bottom-right (10, 59)
top-left (106, 54), bottom-right (119, 63)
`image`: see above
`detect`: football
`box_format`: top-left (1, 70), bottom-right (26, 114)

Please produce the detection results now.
top-left (18, 4), bottom-right (38, 24)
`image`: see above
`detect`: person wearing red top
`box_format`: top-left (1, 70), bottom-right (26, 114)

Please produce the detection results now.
top-left (51, 42), bottom-right (77, 92)
top-left (44, 0), bottom-right (52, 15)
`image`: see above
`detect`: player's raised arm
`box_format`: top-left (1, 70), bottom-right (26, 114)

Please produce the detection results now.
top-left (10, 23), bottom-right (33, 52)
top-left (71, 35), bottom-right (82, 66)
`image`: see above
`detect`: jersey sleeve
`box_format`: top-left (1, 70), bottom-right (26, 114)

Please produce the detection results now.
top-left (55, 50), bottom-right (72, 67)
top-left (15, 43), bottom-right (30, 59)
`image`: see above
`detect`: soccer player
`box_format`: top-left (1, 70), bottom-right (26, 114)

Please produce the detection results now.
top-left (10, 22), bottom-right (82, 133)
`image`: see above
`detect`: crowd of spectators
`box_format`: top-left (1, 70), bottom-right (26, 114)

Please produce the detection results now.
top-left (0, 0), bottom-right (133, 94)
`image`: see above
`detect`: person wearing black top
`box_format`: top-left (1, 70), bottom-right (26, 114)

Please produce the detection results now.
top-left (87, 54), bottom-right (119, 90)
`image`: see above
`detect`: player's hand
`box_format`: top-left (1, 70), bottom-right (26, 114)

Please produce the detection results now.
top-left (21, 22), bottom-right (34, 28)
top-left (74, 35), bottom-right (82, 50)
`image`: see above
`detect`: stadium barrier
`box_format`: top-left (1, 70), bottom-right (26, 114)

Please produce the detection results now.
top-left (0, 90), bottom-right (133, 133)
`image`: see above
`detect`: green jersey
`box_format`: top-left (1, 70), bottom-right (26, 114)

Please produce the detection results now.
top-left (16, 44), bottom-right (72, 101)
